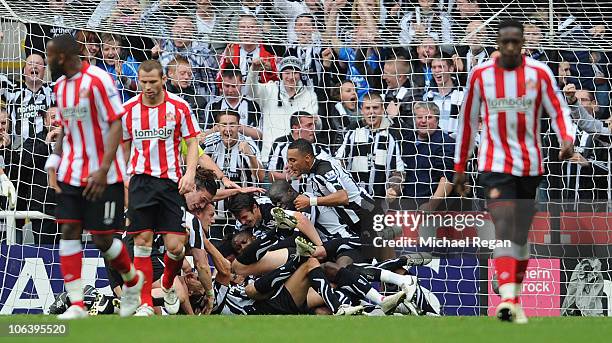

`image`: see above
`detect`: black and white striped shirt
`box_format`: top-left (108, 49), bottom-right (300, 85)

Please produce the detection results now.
top-left (300, 154), bottom-right (374, 226)
top-left (212, 281), bottom-right (255, 315)
top-left (268, 135), bottom-right (332, 174)
top-left (336, 125), bottom-right (404, 197)
top-left (203, 96), bottom-right (262, 131)
top-left (302, 192), bottom-right (355, 241)
top-left (186, 212), bottom-right (205, 250)
top-left (5, 82), bottom-right (55, 146)
top-left (202, 132), bottom-right (261, 216)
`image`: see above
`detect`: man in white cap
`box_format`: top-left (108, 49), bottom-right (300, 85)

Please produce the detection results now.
top-left (245, 55), bottom-right (319, 162)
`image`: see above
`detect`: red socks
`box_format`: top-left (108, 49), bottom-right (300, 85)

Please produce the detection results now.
top-left (161, 249), bottom-right (184, 290)
top-left (134, 246), bottom-right (153, 307)
top-left (59, 240), bottom-right (85, 308)
top-left (103, 239), bottom-right (139, 287)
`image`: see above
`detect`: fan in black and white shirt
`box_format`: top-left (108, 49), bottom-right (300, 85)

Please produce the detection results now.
top-left (202, 110), bottom-right (264, 216)
top-left (203, 68), bottom-right (263, 142)
top-left (268, 111), bottom-right (330, 184)
top-left (4, 53), bottom-right (55, 149)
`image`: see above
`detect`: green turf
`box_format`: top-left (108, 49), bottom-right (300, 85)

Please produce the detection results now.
top-left (0, 315), bottom-right (610, 343)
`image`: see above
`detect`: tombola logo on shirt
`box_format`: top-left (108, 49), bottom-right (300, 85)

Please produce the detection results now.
top-left (486, 96), bottom-right (534, 112)
top-left (134, 127), bottom-right (174, 140)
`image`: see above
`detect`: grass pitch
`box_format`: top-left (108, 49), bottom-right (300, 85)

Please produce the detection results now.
top-left (0, 315), bottom-right (610, 343)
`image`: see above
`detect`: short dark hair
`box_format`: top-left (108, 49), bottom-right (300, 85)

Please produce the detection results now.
top-left (139, 60), bottom-right (164, 78)
top-left (221, 66), bottom-right (242, 79)
top-left (194, 168), bottom-right (218, 196)
top-left (49, 34), bottom-right (81, 57)
top-left (498, 19), bottom-right (524, 34)
top-left (290, 111), bottom-right (313, 128)
top-left (269, 180), bottom-right (298, 210)
top-left (287, 138), bottom-right (314, 157)
top-left (431, 52), bottom-right (454, 66)
top-left (227, 193), bottom-right (257, 218)
top-left (214, 109), bottom-right (241, 123)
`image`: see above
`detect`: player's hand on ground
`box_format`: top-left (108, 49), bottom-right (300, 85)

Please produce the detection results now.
top-left (83, 168), bottom-right (108, 201)
top-left (203, 294), bottom-right (214, 315)
top-left (453, 172), bottom-right (468, 197)
top-left (179, 170), bottom-right (196, 195)
top-left (294, 194), bottom-right (311, 211)
top-left (559, 140), bottom-right (575, 160)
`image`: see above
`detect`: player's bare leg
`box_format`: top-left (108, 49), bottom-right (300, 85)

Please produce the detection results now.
top-left (133, 231), bottom-right (155, 316)
top-left (160, 233), bottom-right (187, 314)
top-left (57, 223), bottom-right (88, 319)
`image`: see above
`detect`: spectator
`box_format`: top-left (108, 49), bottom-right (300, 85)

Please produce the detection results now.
top-left (411, 35), bottom-right (439, 91)
top-left (589, 51), bottom-right (611, 119)
top-left (204, 68), bottom-right (263, 141)
top-left (335, 92), bottom-right (404, 200)
top-left (575, 89), bottom-right (600, 118)
top-left (4, 53), bottom-right (55, 149)
top-left (2, 99), bottom-right (57, 244)
top-left (202, 110), bottom-right (264, 187)
top-left (0, 72), bottom-right (14, 103)
top-left (423, 53), bottom-right (464, 137)
top-left (194, 0), bottom-right (225, 53)
top-left (325, 1), bottom-right (383, 101)
top-left (564, 83), bottom-right (610, 135)
top-left (284, 13), bottom-right (324, 88)
top-left (218, 14), bottom-right (278, 87)
top-left (453, 20), bottom-right (494, 79)
top-left (97, 33), bottom-right (139, 102)
top-left (0, 106), bottom-right (10, 150)
top-left (220, 0), bottom-right (285, 41)
top-left (25, 0), bottom-right (75, 58)
top-left (156, 15), bottom-right (219, 100)
top-left (395, 101), bottom-right (455, 211)
top-left (561, 120), bottom-right (609, 211)
top-left (44, 107), bottom-right (61, 146)
top-left (397, 0), bottom-right (452, 53)
top-left (165, 56), bottom-right (208, 126)
top-left (201, 109), bottom-right (264, 243)
top-left (382, 55), bottom-right (423, 129)
top-left (87, 0), bottom-right (161, 61)
top-left (268, 111), bottom-right (328, 182)
top-left (74, 30), bottom-right (101, 66)
top-left (320, 79), bottom-right (359, 153)
top-left (246, 56), bottom-right (318, 161)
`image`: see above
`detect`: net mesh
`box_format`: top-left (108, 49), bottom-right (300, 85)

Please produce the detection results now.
top-left (0, 0), bottom-right (611, 316)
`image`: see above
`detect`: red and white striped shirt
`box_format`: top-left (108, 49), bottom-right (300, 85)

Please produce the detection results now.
top-left (454, 56), bottom-right (574, 176)
top-left (122, 91), bottom-right (200, 182)
top-left (55, 63), bottom-right (126, 187)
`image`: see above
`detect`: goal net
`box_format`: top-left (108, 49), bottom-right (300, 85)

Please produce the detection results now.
top-left (0, 0), bottom-right (611, 316)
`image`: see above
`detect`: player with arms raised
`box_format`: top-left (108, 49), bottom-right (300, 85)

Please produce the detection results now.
top-left (44, 34), bottom-right (143, 319)
top-left (453, 20), bottom-right (574, 324)
top-left (123, 60), bottom-right (200, 316)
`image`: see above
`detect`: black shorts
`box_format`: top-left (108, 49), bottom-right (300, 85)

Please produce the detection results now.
top-left (127, 174), bottom-right (187, 235)
top-left (251, 286), bottom-right (304, 315)
top-left (55, 182), bottom-right (125, 234)
top-left (478, 172), bottom-right (543, 201)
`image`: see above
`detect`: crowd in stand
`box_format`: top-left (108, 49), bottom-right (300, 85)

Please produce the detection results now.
top-left (0, 0), bottom-right (611, 246)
